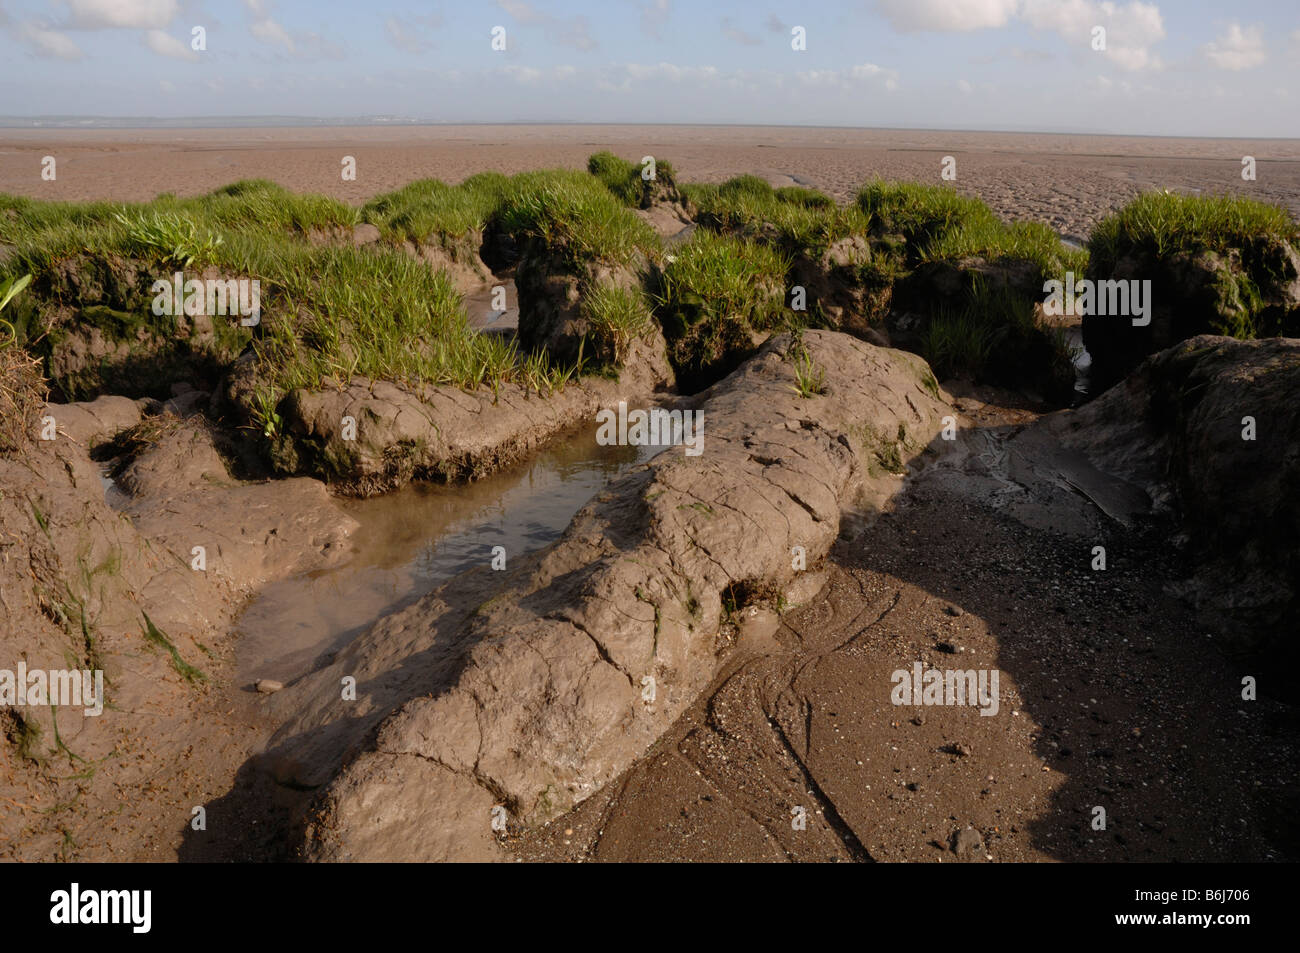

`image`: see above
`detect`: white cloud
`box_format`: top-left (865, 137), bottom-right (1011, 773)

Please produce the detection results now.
top-left (1018, 0), bottom-right (1099, 36)
top-left (18, 23), bottom-right (84, 59)
top-left (799, 62), bottom-right (900, 92)
top-left (875, 0), bottom-right (1165, 71)
top-left (624, 62), bottom-right (719, 83)
top-left (67, 0), bottom-right (179, 29)
top-left (1023, 0), bottom-right (1165, 71)
top-left (497, 1), bottom-right (596, 50)
top-left (144, 28), bottom-right (198, 60)
top-left (9, 0), bottom-right (184, 61)
top-left (497, 0), bottom-right (544, 25)
top-left (240, 0), bottom-right (342, 58)
top-left (504, 65), bottom-right (541, 85)
top-left (591, 61), bottom-right (722, 93)
top-left (499, 63), bottom-right (580, 85)
top-left (1089, 73), bottom-right (1134, 96)
top-left (957, 78), bottom-right (973, 93)
top-left (1202, 22), bottom-right (1267, 70)
top-left (245, 0), bottom-right (293, 51)
top-left (850, 62), bottom-right (900, 90)
top-left (1103, 48), bottom-right (1154, 70)
top-left (875, 0), bottom-right (1019, 32)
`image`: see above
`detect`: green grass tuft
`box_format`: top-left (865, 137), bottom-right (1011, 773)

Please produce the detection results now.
top-left (582, 282), bottom-right (652, 366)
top-left (495, 169), bottom-right (658, 267)
top-left (858, 179), bottom-right (1087, 278)
top-left (142, 612), bottom-right (207, 685)
top-left (857, 180), bottom-right (993, 245)
top-left (1088, 190), bottom-right (1298, 274)
top-left (587, 151), bottom-right (645, 207)
top-left (684, 177), bottom-right (868, 257)
top-left (719, 175), bottom-right (776, 201)
top-left (775, 186), bottom-right (835, 209)
top-left (789, 341), bottom-right (827, 398)
top-left (113, 210), bottom-right (224, 269)
top-left (3, 168), bottom-right (650, 426)
top-left (360, 176), bottom-right (504, 246)
top-left (654, 229), bottom-right (792, 384)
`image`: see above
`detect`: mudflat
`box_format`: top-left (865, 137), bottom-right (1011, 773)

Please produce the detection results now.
top-left (4, 124), bottom-right (1300, 240)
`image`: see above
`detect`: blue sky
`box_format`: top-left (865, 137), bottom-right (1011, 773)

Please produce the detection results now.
top-left (0, 1), bottom-right (1297, 135)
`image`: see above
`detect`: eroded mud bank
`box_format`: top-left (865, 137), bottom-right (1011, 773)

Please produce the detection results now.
top-left (260, 331), bottom-right (951, 860)
top-left (0, 344), bottom-right (668, 859)
top-left (0, 399), bottom-right (353, 860)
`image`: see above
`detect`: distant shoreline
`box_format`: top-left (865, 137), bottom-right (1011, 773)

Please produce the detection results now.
top-left (2, 118), bottom-right (1298, 142)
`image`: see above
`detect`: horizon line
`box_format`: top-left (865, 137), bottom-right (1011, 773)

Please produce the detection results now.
top-left (1, 117), bottom-right (1297, 142)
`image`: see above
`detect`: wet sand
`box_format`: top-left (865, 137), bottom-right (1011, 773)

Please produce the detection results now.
top-left (4, 125), bottom-right (1300, 240)
top-left (512, 387), bottom-right (1296, 862)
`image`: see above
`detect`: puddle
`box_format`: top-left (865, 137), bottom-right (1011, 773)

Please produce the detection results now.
top-left (1044, 237), bottom-right (1092, 401)
top-left (98, 463), bottom-right (132, 510)
top-left (664, 222), bottom-right (696, 247)
top-left (463, 276), bottom-right (519, 336)
top-left (1063, 324), bottom-right (1093, 400)
top-left (235, 422), bottom-right (669, 685)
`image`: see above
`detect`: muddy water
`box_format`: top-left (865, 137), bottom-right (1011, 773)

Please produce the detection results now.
top-left (235, 423), bottom-right (667, 685)
top-left (1063, 324), bottom-right (1092, 399)
top-left (463, 276), bottom-right (519, 335)
top-left (1053, 237), bottom-right (1095, 399)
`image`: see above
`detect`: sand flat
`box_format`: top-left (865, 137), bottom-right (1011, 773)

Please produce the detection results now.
top-left (3, 124), bottom-right (1299, 238)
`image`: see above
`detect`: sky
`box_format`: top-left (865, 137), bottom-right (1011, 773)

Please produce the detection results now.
top-left (0, 0), bottom-right (1297, 136)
